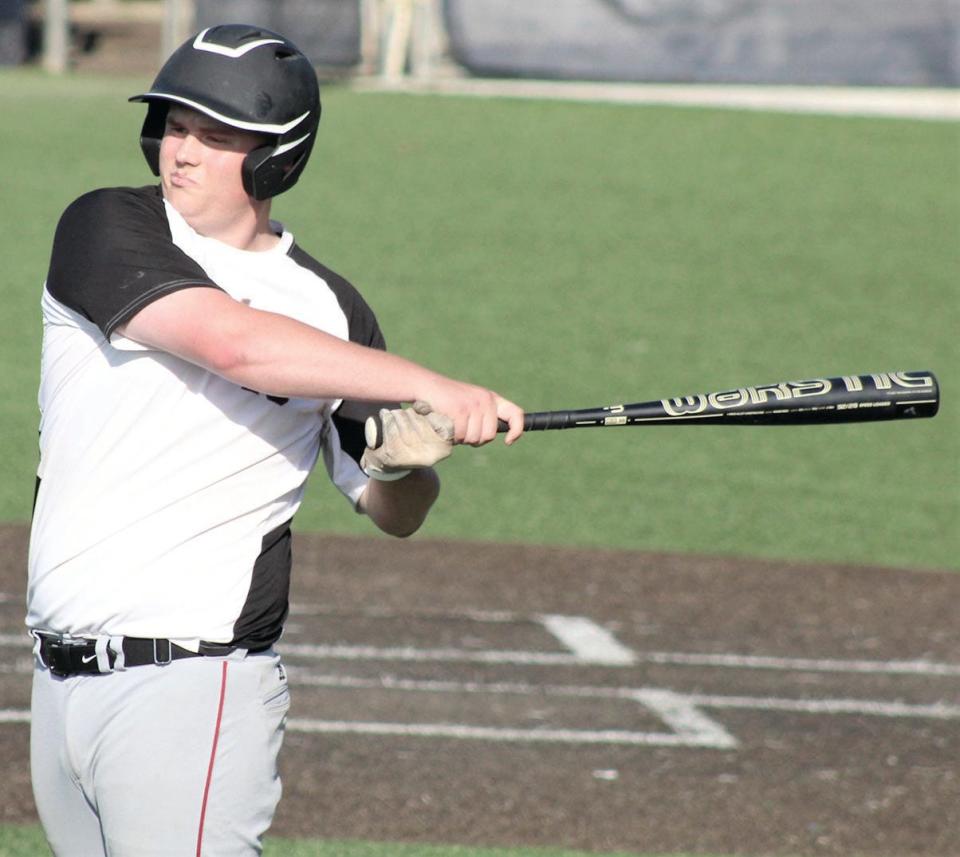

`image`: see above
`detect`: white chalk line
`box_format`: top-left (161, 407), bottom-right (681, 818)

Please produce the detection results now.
top-left (275, 641), bottom-right (960, 677)
top-left (0, 710), bottom-right (29, 724)
top-left (293, 671), bottom-right (960, 721)
top-left (539, 614), bottom-right (636, 665)
top-left (296, 672), bottom-right (638, 696)
top-left (285, 720), bottom-right (727, 747)
top-left (278, 642), bottom-right (587, 666)
top-left (638, 650), bottom-right (960, 677)
top-left (687, 693), bottom-right (960, 720)
top-left (287, 604), bottom-right (522, 623)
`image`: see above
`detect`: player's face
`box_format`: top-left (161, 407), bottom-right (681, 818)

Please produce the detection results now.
top-left (159, 105), bottom-right (268, 233)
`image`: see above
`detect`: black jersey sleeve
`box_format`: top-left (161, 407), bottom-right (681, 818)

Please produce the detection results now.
top-left (287, 245), bottom-right (399, 464)
top-left (45, 186), bottom-right (222, 339)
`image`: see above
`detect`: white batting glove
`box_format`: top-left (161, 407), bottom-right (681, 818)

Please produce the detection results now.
top-left (360, 401), bottom-right (455, 481)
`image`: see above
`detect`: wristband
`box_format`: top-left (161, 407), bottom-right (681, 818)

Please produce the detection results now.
top-left (365, 467), bottom-right (412, 482)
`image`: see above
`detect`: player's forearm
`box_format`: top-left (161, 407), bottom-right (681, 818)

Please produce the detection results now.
top-left (357, 469), bottom-right (441, 537)
top-left (212, 307), bottom-right (442, 403)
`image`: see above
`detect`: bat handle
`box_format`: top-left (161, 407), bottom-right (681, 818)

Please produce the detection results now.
top-left (364, 413), bottom-right (512, 449)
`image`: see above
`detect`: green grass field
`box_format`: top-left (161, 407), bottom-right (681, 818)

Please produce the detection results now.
top-left (0, 70), bottom-right (955, 856)
top-left (0, 826), bottom-right (715, 857)
top-left (2, 825), bottom-right (742, 857)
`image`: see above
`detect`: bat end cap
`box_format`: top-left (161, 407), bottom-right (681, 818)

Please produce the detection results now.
top-left (364, 416), bottom-right (381, 449)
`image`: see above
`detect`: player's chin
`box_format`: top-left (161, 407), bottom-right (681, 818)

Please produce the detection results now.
top-left (161, 182), bottom-right (199, 214)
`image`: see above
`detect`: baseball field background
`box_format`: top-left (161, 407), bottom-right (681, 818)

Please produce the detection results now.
top-left (0, 71), bottom-right (957, 856)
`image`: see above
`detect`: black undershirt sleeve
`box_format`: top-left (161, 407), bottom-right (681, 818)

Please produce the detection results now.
top-left (45, 185), bottom-right (222, 339)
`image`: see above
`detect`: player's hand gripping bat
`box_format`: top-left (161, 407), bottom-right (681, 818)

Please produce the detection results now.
top-left (364, 370), bottom-right (939, 449)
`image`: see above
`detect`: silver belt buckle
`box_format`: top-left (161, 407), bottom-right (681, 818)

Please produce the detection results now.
top-left (152, 638), bottom-right (173, 666)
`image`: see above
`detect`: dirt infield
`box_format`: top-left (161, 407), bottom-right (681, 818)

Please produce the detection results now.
top-left (1, 523), bottom-right (958, 855)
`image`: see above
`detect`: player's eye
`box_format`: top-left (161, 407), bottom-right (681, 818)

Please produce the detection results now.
top-left (204, 131), bottom-right (237, 147)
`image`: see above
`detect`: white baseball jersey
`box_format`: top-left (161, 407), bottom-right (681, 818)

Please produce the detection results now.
top-left (27, 185), bottom-right (389, 651)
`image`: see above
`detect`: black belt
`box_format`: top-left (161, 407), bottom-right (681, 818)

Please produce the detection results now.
top-left (34, 632), bottom-right (236, 677)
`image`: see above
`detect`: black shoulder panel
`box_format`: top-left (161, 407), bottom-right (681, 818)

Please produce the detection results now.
top-left (45, 185), bottom-right (222, 338)
top-left (286, 244), bottom-right (386, 351)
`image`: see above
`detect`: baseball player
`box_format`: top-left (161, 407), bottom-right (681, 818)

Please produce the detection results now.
top-left (27, 23), bottom-right (522, 857)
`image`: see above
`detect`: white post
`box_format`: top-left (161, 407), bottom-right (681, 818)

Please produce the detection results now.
top-left (382, 0), bottom-right (413, 81)
top-left (410, 0), bottom-right (429, 79)
top-left (42, 0), bottom-right (69, 74)
top-left (359, 0), bottom-right (381, 76)
top-left (410, 0), bottom-right (444, 80)
top-left (162, 0), bottom-right (195, 62)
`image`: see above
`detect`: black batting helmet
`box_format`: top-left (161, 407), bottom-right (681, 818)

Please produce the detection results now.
top-left (130, 24), bottom-right (321, 200)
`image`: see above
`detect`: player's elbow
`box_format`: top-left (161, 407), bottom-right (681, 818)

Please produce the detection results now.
top-left (195, 316), bottom-right (273, 388)
top-left (200, 334), bottom-right (252, 381)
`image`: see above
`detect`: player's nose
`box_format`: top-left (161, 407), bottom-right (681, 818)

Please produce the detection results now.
top-left (174, 133), bottom-right (202, 165)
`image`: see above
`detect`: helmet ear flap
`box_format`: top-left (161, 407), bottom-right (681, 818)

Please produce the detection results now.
top-left (242, 144), bottom-right (278, 201)
top-left (139, 101), bottom-right (168, 177)
top-left (242, 135), bottom-right (315, 201)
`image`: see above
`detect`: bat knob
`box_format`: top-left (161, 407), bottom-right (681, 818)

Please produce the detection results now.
top-left (364, 415), bottom-right (382, 450)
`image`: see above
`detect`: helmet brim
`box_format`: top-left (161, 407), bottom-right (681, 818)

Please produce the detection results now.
top-left (128, 92), bottom-right (310, 137)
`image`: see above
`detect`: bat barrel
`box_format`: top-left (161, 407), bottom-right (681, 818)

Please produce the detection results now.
top-left (518, 370), bottom-right (940, 430)
top-left (660, 370), bottom-right (940, 426)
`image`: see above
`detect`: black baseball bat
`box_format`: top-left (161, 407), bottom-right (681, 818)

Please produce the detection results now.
top-left (365, 370), bottom-right (939, 448)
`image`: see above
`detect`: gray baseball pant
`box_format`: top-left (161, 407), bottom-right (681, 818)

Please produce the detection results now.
top-left (30, 648), bottom-right (289, 856)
